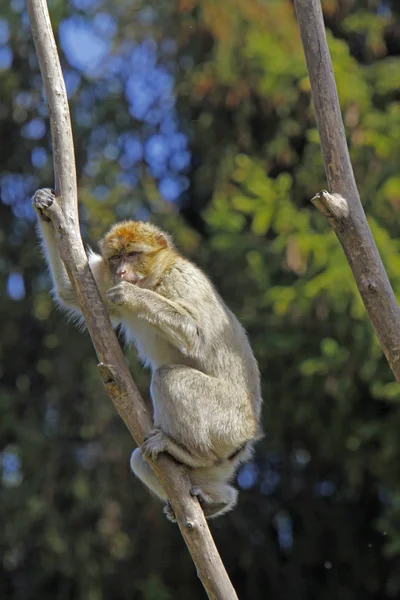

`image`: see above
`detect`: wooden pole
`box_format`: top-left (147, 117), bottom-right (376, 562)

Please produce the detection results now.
top-left (26, 1), bottom-right (239, 597)
top-left (294, 0), bottom-right (400, 382)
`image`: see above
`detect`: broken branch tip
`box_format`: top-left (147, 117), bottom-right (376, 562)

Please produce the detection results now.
top-left (311, 190), bottom-right (349, 220)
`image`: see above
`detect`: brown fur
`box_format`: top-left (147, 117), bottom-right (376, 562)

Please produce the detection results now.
top-left (100, 221), bottom-right (172, 259)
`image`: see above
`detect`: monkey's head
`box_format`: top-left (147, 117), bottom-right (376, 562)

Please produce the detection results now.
top-left (100, 221), bottom-right (175, 287)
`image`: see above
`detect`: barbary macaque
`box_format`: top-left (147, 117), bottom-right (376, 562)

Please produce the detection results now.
top-left (33, 188), bottom-right (262, 520)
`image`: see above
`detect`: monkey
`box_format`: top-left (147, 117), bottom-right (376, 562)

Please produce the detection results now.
top-left (33, 188), bottom-right (262, 520)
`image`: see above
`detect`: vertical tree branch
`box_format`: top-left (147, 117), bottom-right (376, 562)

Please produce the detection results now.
top-left (294, 0), bottom-right (400, 381)
top-left (26, 1), bottom-right (238, 598)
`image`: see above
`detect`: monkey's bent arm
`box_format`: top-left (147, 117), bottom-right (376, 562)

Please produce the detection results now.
top-left (135, 289), bottom-right (200, 354)
top-left (114, 285), bottom-right (200, 354)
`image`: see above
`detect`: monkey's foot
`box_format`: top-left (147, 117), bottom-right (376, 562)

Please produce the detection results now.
top-left (163, 501), bottom-right (177, 523)
top-left (141, 428), bottom-right (168, 462)
top-left (141, 429), bottom-right (207, 468)
top-left (190, 486), bottom-right (231, 519)
top-left (32, 188), bottom-right (55, 222)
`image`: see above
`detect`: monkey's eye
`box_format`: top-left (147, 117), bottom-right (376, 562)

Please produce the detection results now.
top-left (109, 255), bottom-right (120, 262)
top-left (127, 251), bottom-right (141, 258)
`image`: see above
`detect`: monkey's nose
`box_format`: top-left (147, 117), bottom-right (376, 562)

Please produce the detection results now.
top-left (117, 269), bottom-right (126, 278)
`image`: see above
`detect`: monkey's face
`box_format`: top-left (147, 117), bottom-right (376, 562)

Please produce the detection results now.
top-left (100, 221), bottom-right (172, 288)
top-left (108, 251), bottom-right (146, 286)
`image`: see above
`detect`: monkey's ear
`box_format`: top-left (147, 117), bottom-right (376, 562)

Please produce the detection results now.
top-left (139, 229), bottom-right (170, 253)
top-left (154, 232), bottom-right (168, 249)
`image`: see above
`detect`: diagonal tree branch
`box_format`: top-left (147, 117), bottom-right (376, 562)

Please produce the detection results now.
top-left (26, 1), bottom-right (238, 598)
top-left (294, 0), bottom-right (400, 382)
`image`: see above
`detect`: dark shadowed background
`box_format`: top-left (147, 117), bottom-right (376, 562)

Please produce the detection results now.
top-left (1, 0), bottom-right (400, 598)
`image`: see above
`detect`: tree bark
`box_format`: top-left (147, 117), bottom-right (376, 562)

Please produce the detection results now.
top-left (26, 1), bottom-right (238, 598)
top-left (294, 0), bottom-right (400, 382)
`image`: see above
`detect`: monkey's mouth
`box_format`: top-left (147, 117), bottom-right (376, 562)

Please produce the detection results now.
top-left (118, 274), bottom-right (145, 286)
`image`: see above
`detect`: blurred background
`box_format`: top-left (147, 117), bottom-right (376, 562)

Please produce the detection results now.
top-left (1, 0), bottom-right (400, 598)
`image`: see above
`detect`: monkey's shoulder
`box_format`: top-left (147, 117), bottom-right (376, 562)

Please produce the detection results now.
top-left (156, 258), bottom-right (225, 311)
top-left (157, 259), bottom-right (252, 352)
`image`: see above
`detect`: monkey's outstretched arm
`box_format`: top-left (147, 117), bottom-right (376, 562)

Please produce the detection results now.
top-left (33, 189), bottom-right (79, 307)
top-left (33, 189), bottom-right (113, 316)
top-left (107, 282), bottom-right (200, 354)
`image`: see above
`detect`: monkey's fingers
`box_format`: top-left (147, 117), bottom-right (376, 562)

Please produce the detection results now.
top-left (163, 501), bottom-right (177, 523)
top-left (32, 188), bottom-right (55, 222)
top-left (106, 282), bottom-right (131, 306)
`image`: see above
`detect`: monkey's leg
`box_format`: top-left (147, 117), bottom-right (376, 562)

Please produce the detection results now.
top-left (130, 448), bottom-right (168, 501)
top-left (130, 448), bottom-right (186, 523)
top-left (148, 366), bottom-right (254, 519)
top-left (151, 365), bottom-right (254, 459)
top-left (131, 448), bottom-right (238, 522)
top-left (130, 448), bottom-right (184, 523)
top-left (190, 465), bottom-right (239, 519)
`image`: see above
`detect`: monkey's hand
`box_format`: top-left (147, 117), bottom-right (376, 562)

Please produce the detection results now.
top-left (32, 188), bottom-right (56, 223)
top-left (107, 281), bottom-right (140, 307)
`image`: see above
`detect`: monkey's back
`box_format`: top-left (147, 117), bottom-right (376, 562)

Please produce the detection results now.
top-left (157, 257), bottom-right (262, 417)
